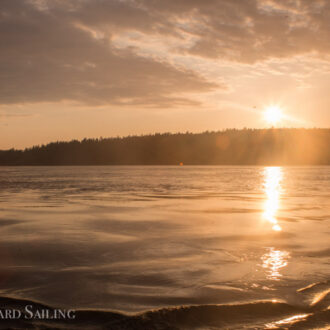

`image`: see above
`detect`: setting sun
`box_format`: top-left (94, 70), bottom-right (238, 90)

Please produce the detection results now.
top-left (264, 106), bottom-right (283, 125)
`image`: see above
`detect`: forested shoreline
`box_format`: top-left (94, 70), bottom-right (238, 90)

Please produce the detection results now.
top-left (1, 128), bottom-right (329, 165)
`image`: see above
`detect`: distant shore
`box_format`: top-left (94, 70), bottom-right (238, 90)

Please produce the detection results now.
top-left (1, 128), bottom-right (329, 166)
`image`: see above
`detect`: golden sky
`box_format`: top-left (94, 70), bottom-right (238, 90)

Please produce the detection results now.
top-left (1, 0), bottom-right (330, 149)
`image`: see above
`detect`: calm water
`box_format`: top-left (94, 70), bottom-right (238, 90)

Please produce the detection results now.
top-left (0, 166), bottom-right (329, 329)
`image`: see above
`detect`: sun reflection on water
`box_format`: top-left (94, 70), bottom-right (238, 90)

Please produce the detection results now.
top-left (261, 167), bottom-right (290, 280)
top-left (262, 247), bottom-right (290, 280)
top-left (263, 167), bottom-right (283, 231)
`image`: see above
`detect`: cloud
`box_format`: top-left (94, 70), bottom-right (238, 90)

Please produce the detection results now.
top-left (72, 0), bottom-right (330, 63)
top-left (0, 0), bottom-right (217, 106)
top-left (1, 0), bottom-right (330, 107)
top-left (145, 0), bottom-right (330, 63)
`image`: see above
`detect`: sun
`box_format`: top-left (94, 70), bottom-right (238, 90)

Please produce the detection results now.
top-left (264, 105), bottom-right (283, 125)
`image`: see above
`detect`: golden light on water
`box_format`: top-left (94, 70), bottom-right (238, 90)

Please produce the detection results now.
top-left (262, 248), bottom-right (290, 281)
top-left (265, 313), bottom-right (311, 328)
top-left (263, 167), bottom-right (282, 231)
top-left (311, 288), bottom-right (330, 306)
top-left (264, 105), bottom-right (283, 125)
top-left (261, 168), bottom-right (290, 281)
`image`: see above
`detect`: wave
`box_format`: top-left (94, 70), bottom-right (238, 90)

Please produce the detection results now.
top-left (0, 294), bottom-right (329, 330)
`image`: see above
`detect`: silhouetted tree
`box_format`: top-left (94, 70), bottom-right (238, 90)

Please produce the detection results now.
top-left (0, 128), bottom-right (329, 165)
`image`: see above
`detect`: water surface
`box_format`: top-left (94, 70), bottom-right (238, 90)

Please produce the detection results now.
top-left (0, 166), bottom-right (329, 329)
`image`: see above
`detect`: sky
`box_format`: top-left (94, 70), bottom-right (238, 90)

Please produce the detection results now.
top-left (1, 0), bottom-right (330, 149)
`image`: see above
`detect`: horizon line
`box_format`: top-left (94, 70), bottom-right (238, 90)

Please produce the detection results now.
top-left (2, 127), bottom-right (330, 152)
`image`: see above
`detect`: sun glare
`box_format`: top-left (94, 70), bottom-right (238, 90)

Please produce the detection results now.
top-left (264, 105), bottom-right (283, 125)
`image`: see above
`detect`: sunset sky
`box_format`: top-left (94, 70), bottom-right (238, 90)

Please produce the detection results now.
top-left (1, 0), bottom-right (330, 149)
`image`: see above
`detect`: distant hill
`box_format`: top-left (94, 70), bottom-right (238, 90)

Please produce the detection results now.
top-left (1, 128), bottom-right (329, 165)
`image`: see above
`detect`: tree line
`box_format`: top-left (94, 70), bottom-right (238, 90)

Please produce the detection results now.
top-left (0, 128), bottom-right (329, 165)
